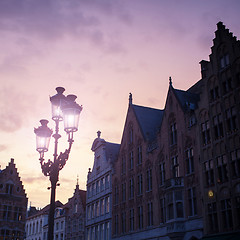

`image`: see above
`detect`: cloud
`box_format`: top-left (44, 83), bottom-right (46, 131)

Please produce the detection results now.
top-left (0, 144), bottom-right (8, 152)
top-left (0, 87), bottom-right (37, 132)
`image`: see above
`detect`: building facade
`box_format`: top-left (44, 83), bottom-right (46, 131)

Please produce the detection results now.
top-left (86, 131), bottom-right (120, 240)
top-left (25, 201), bottom-right (63, 240)
top-left (112, 22), bottom-right (240, 240)
top-left (0, 158), bottom-right (28, 240)
top-left (64, 181), bottom-right (86, 240)
top-left (192, 21), bottom-right (240, 238)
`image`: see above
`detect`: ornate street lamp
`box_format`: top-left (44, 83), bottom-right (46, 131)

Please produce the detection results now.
top-left (34, 87), bottom-right (82, 240)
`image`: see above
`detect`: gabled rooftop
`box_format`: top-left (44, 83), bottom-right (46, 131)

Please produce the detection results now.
top-left (132, 104), bottom-right (164, 142)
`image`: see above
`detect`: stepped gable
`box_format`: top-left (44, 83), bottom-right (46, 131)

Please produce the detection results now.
top-left (0, 158), bottom-right (27, 198)
top-left (132, 104), bottom-right (164, 142)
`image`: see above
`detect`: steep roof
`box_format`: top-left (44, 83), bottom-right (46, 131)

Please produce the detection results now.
top-left (132, 104), bottom-right (164, 142)
top-left (105, 141), bottom-right (120, 163)
top-left (173, 88), bottom-right (200, 112)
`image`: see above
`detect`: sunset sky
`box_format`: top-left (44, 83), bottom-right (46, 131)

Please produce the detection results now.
top-left (0, 0), bottom-right (240, 208)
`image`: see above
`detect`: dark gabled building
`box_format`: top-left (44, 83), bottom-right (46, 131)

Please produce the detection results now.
top-left (65, 181), bottom-right (86, 240)
top-left (0, 158), bottom-right (28, 240)
top-left (112, 22), bottom-right (240, 240)
top-left (191, 22), bottom-right (240, 239)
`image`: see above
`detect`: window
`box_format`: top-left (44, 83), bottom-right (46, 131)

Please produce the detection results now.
top-left (5, 184), bottom-right (13, 194)
top-left (146, 169), bottom-right (152, 191)
top-left (222, 78), bottom-right (232, 94)
top-left (87, 206), bottom-right (91, 220)
top-left (220, 54), bottom-right (230, 69)
top-left (137, 174), bottom-right (143, 195)
top-left (121, 155), bottom-right (126, 174)
top-left (121, 212), bottom-right (126, 233)
top-left (221, 199), bottom-right (233, 230)
top-left (105, 196), bottom-right (110, 213)
top-left (129, 208), bottom-right (134, 231)
top-left (231, 149), bottom-right (240, 178)
top-left (100, 198), bottom-right (104, 215)
top-left (186, 148), bottom-right (194, 174)
top-left (147, 202), bottom-right (153, 226)
top-left (105, 175), bottom-right (110, 189)
top-left (159, 162), bottom-right (165, 185)
top-left (114, 215), bottom-right (119, 235)
top-left (138, 206), bottom-right (143, 229)
top-left (92, 183), bottom-right (95, 196)
top-left (95, 225), bottom-right (99, 240)
top-left (100, 224), bottom-right (104, 240)
top-left (210, 86), bottom-right (219, 101)
top-left (14, 207), bottom-right (22, 221)
top-left (114, 185), bottom-right (119, 205)
top-left (226, 107), bottom-right (237, 132)
top-left (213, 114), bottom-right (224, 139)
top-left (122, 183), bottom-right (126, 202)
top-left (101, 177), bottom-right (105, 191)
top-left (129, 151), bottom-right (134, 170)
top-left (129, 178), bottom-right (134, 199)
top-left (137, 145), bottom-right (142, 165)
top-left (188, 188), bottom-right (197, 216)
top-left (91, 204), bottom-right (95, 218)
top-left (166, 193), bottom-right (173, 220)
top-left (175, 190), bottom-right (184, 218)
top-left (217, 155), bottom-right (228, 183)
top-left (3, 205), bottom-right (11, 220)
top-left (170, 123), bottom-right (177, 145)
top-left (160, 198), bottom-right (166, 223)
top-left (1, 230), bottom-right (10, 239)
top-left (105, 222), bottom-right (109, 240)
top-left (172, 156), bottom-right (179, 178)
top-left (204, 160), bottom-right (215, 186)
top-left (207, 202), bottom-right (218, 233)
top-left (91, 227), bottom-right (95, 240)
top-left (96, 180), bottom-right (100, 194)
top-left (96, 201), bottom-right (100, 217)
top-left (201, 121), bottom-right (211, 145)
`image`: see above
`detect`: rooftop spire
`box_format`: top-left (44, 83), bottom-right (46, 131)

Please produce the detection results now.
top-left (169, 76), bottom-right (172, 86)
top-left (129, 93), bottom-right (133, 105)
top-left (97, 130), bottom-right (101, 138)
top-left (76, 175), bottom-right (79, 187)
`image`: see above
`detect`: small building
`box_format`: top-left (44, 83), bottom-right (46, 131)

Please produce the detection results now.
top-left (86, 131), bottom-right (120, 240)
top-left (0, 158), bottom-right (28, 240)
top-left (64, 180), bottom-right (86, 240)
top-left (25, 201), bottom-right (63, 240)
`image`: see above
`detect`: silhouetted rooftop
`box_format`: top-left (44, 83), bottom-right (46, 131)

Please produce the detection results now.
top-left (132, 104), bottom-right (164, 142)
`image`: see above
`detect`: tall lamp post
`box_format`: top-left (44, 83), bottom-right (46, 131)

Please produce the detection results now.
top-left (34, 87), bottom-right (82, 240)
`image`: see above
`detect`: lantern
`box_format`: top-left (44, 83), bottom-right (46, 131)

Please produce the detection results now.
top-left (61, 95), bottom-right (82, 135)
top-left (34, 119), bottom-right (53, 155)
top-left (50, 87), bottom-right (66, 121)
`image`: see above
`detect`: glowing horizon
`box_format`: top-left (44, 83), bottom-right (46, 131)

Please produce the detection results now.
top-left (0, 0), bottom-right (240, 208)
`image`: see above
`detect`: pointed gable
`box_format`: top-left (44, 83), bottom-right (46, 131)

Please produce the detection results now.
top-left (132, 104), bottom-right (164, 142)
top-left (173, 88), bottom-right (199, 112)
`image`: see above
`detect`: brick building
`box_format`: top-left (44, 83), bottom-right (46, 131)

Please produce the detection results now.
top-left (0, 158), bottom-right (28, 240)
top-left (112, 22), bottom-right (240, 240)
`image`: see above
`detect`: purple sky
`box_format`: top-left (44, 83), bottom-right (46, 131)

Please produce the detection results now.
top-left (0, 0), bottom-right (240, 207)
